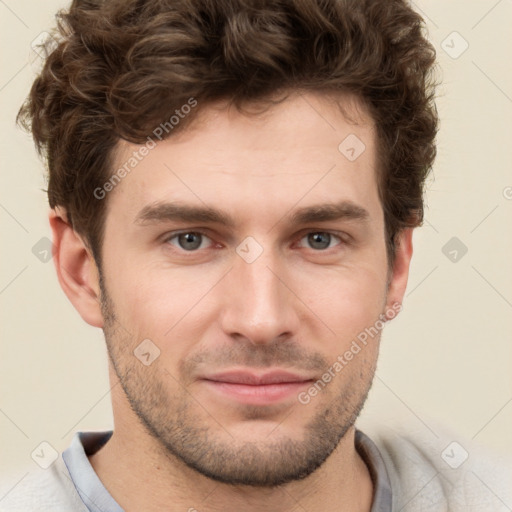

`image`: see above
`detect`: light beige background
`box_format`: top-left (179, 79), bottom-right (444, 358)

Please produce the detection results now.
top-left (1, 0), bottom-right (511, 484)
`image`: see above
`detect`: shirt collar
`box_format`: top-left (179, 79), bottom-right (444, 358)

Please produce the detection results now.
top-left (355, 429), bottom-right (393, 511)
top-left (62, 430), bottom-right (123, 512)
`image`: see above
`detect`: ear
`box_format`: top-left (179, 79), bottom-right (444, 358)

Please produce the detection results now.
top-left (49, 207), bottom-right (104, 328)
top-left (384, 228), bottom-right (413, 319)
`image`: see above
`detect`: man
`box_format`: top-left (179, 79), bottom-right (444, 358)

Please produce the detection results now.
top-left (2, 0), bottom-right (510, 510)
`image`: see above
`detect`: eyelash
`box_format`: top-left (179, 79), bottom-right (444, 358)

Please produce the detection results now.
top-left (163, 229), bottom-right (350, 254)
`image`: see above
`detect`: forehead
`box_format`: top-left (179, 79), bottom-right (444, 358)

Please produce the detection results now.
top-left (106, 91), bottom-right (381, 227)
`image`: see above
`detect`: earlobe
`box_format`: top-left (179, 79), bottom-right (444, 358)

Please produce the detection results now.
top-left (385, 228), bottom-right (414, 320)
top-left (49, 208), bottom-right (104, 328)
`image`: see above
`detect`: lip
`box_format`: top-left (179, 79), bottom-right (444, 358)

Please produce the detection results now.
top-left (199, 370), bottom-right (315, 405)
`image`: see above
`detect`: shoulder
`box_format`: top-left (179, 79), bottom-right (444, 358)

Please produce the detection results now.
top-left (361, 421), bottom-right (512, 511)
top-left (0, 456), bottom-right (88, 512)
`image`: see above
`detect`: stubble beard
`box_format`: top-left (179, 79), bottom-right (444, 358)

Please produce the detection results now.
top-left (99, 280), bottom-right (378, 487)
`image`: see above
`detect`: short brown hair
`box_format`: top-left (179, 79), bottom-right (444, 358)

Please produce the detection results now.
top-left (18, 0), bottom-right (439, 267)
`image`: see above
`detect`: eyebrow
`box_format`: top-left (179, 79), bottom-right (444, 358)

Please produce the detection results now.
top-left (134, 200), bottom-right (370, 228)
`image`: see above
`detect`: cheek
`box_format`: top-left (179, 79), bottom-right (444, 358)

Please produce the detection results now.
top-left (298, 263), bottom-right (387, 343)
top-left (110, 263), bottom-right (220, 343)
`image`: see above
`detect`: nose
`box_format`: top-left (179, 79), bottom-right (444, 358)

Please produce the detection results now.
top-left (218, 247), bottom-right (301, 346)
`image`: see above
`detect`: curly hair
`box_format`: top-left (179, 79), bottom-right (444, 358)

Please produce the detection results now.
top-left (17, 0), bottom-right (439, 268)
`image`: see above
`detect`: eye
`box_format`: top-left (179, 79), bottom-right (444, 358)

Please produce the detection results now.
top-left (166, 231), bottom-right (213, 251)
top-left (297, 232), bottom-right (343, 250)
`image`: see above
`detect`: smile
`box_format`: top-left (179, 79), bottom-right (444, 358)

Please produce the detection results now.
top-left (200, 370), bottom-right (315, 405)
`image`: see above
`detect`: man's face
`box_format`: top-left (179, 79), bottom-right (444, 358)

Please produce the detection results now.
top-left (98, 91), bottom-right (398, 486)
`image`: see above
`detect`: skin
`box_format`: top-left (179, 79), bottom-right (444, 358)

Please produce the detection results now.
top-left (50, 90), bottom-right (413, 512)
